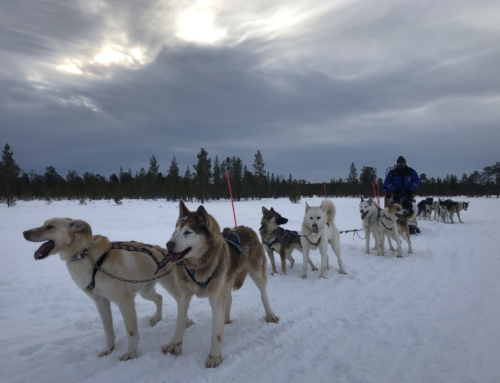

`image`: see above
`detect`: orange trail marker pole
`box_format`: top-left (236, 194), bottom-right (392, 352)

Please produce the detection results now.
top-left (226, 170), bottom-right (237, 227)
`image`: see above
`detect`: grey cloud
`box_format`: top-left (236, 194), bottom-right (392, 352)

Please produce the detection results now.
top-left (1, 0), bottom-right (499, 183)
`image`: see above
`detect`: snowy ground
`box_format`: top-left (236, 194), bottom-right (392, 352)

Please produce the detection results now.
top-left (1, 197), bottom-right (499, 383)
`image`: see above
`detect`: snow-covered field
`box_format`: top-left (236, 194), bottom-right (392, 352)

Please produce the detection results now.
top-left (1, 197), bottom-right (499, 383)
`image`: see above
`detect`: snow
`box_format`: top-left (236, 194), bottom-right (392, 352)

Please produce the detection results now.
top-left (1, 197), bottom-right (499, 383)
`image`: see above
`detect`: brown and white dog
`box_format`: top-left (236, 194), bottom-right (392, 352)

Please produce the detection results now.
top-left (22, 218), bottom-right (184, 361)
top-left (163, 201), bottom-right (279, 368)
top-left (378, 201), bottom-right (413, 257)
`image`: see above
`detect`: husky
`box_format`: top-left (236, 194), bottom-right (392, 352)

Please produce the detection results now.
top-left (22, 218), bottom-right (184, 361)
top-left (300, 199), bottom-right (346, 279)
top-left (163, 201), bottom-right (279, 368)
top-left (424, 204), bottom-right (433, 220)
top-left (378, 200), bottom-right (413, 257)
top-left (259, 206), bottom-right (318, 275)
top-left (438, 204), bottom-right (450, 223)
top-left (443, 199), bottom-right (469, 223)
top-left (359, 197), bottom-right (382, 255)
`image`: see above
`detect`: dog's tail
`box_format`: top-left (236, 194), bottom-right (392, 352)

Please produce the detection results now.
top-left (322, 199), bottom-right (336, 224)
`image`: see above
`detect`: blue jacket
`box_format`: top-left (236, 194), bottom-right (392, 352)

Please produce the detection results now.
top-left (383, 166), bottom-right (420, 193)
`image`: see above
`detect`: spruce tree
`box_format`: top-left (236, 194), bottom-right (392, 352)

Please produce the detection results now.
top-left (167, 156), bottom-right (180, 201)
top-left (253, 150), bottom-right (266, 199)
top-left (193, 148), bottom-right (212, 204)
top-left (0, 143), bottom-right (21, 207)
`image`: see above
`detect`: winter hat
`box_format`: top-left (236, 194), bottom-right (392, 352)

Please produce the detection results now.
top-left (397, 156), bottom-right (406, 164)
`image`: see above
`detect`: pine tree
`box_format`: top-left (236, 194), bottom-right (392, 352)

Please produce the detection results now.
top-left (184, 166), bottom-right (192, 201)
top-left (347, 163), bottom-right (358, 184)
top-left (148, 155), bottom-right (160, 200)
top-left (167, 156), bottom-right (180, 201)
top-left (0, 143), bottom-right (21, 207)
top-left (212, 155), bottom-right (222, 200)
top-left (289, 179), bottom-right (301, 203)
top-left (193, 148), bottom-right (212, 204)
top-left (253, 150), bottom-right (266, 199)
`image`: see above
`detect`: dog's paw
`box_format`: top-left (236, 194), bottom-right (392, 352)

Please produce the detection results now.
top-left (365, 250), bottom-right (370, 254)
top-left (397, 255), bottom-right (403, 258)
top-left (119, 350), bottom-right (137, 361)
top-left (265, 314), bottom-right (279, 323)
top-left (97, 346), bottom-right (114, 358)
top-left (186, 318), bottom-right (195, 328)
top-left (339, 269), bottom-right (347, 275)
top-left (224, 319), bottom-right (233, 324)
top-left (301, 274), bottom-right (307, 279)
top-left (270, 271), bottom-right (275, 276)
top-left (290, 259), bottom-right (295, 269)
top-left (311, 266), bottom-right (318, 271)
top-left (161, 342), bottom-right (183, 355)
top-left (206, 354), bottom-right (223, 368)
top-left (150, 315), bottom-right (162, 327)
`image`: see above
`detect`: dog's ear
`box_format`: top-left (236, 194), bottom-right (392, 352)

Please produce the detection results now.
top-left (305, 202), bottom-right (310, 212)
top-left (179, 200), bottom-right (190, 218)
top-left (270, 207), bottom-right (275, 213)
top-left (262, 206), bottom-right (270, 216)
top-left (368, 197), bottom-right (373, 205)
top-left (69, 220), bottom-right (92, 234)
top-left (195, 205), bottom-right (209, 227)
top-left (360, 196), bottom-right (364, 202)
top-left (320, 201), bottom-right (325, 211)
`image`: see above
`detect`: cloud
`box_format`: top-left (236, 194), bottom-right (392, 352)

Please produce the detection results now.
top-left (1, 0), bottom-right (499, 182)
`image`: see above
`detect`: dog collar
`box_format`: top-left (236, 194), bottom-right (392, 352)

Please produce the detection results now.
top-left (69, 245), bottom-right (91, 261)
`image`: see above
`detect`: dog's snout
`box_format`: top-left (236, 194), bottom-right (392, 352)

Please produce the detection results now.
top-left (166, 241), bottom-right (175, 252)
top-left (23, 230), bottom-right (31, 240)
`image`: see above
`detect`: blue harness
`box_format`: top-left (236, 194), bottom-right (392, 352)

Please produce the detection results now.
top-left (183, 231), bottom-right (243, 288)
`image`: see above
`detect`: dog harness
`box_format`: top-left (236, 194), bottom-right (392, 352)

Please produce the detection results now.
top-left (262, 227), bottom-right (300, 252)
top-left (76, 241), bottom-right (171, 290)
top-left (364, 208), bottom-right (381, 229)
top-left (380, 214), bottom-right (395, 231)
top-left (182, 231), bottom-right (243, 289)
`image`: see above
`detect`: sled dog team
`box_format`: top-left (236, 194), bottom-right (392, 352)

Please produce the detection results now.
top-left (22, 197), bottom-right (467, 367)
top-left (417, 197), bottom-right (470, 223)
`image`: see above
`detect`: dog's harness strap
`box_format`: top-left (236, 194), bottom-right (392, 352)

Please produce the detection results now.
top-left (116, 241), bottom-right (171, 274)
top-left (305, 235), bottom-right (321, 246)
top-left (87, 251), bottom-right (109, 290)
top-left (223, 231), bottom-right (243, 253)
top-left (183, 264), bottom-right (213, 288)
top-left (85, 241), bottom-right (172, 289)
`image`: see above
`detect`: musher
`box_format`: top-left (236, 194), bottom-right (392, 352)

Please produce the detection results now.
top-left (382, 156), bottom-right (420, 213)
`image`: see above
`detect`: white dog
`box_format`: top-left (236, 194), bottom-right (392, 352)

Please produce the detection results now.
top-left (300, 199), bottom-right (347, 278)
top-left (359, 197), bottom-right (382, 255)
top-left (23, 218), bottom-right (183, 361)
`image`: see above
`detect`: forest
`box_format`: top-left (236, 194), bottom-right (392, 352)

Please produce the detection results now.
top-left (1, 143), bottom-right (499, 207)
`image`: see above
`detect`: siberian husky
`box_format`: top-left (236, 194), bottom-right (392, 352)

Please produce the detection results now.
top-left (378, 200), bottom-right (413, 257)
top-left (259, 206), bottom-right (318, 275)
top-left (300, 199), bottom-right (346, 279)
top-left (443, 199), bottom-right (469, 223)
top-left (359, 197), bottom-right (382, 255)
top-left (22, 218), bottom-right (182, 361)
top-left (163, 201), bottom-right (278, 368)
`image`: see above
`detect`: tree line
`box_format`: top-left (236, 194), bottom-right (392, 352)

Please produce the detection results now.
top-left (0, 143), bottom-right (499, 207)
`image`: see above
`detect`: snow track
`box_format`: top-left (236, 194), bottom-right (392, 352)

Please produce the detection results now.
top-left (1, 198), bottom-right (498, 382)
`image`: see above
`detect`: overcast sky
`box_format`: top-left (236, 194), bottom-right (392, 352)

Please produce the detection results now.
top-left (1, 0), bottom-right (499, 182)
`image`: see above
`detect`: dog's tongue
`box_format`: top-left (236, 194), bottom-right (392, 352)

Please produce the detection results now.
top-left (34, 241), bottom-right (54, 260)
top-left (312, 226), bottom-right (319, 235)
top-left (170, 252), bottom-right (183, 263)
top-left (169, 247), bottom-right (191, 263)
top-left (361, 212), bottom-right (368, 220)
top-left (396, 214), bottom-right (407, 221)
